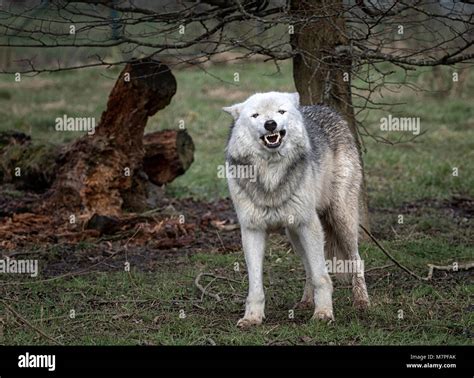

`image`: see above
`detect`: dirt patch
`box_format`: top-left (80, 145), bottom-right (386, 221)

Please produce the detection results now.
top-left (0, 186), bottom-right (241, 276)
top-left (370, 195), bottom-right (473, 241)
top-left (1, 187), bottom-right (471, 278)
top-left (399, 195), bottom-right (473, 219)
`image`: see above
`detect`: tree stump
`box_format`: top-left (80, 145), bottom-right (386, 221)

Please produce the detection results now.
top-left (45, 58), bottom-right (178, 217)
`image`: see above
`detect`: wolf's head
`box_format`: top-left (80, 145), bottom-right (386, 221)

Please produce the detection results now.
top-left (223, 92), bottom-right (308, 157)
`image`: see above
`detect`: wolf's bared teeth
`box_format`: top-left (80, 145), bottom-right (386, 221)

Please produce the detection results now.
top-left (264, 133), bottom-right (280, 145)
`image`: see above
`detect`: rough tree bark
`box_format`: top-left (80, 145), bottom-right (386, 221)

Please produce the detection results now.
top-left (143, 130), bottom-right (194, 186)
top-left (45, 58), bottom-right (179, 217)
top-left (290, 0), bottom-right (371, 235)
top-left (0, 130), bottom-right (194, 192)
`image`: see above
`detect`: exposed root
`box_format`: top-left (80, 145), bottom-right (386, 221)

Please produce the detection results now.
top-left (426, 262), bottom-right (474, 280)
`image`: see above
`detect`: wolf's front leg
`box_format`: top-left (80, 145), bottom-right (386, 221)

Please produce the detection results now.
top-left (237, 227), bottom-right (266, 328)
top-left (289, 218), bottom-right (334, 322)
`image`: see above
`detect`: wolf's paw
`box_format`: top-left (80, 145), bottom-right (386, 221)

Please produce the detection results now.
top-left (237, 317), bottom-right (263, 329)
top-left (352, 277), bottom-right (370, 311)
top-left (353, 298), bottom-right (370, 311)
top-left (312, 309), bottom-right (334, 323)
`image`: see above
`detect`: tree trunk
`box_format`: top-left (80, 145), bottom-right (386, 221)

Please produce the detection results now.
top-left (45, 58), bottom-right (178, 217)
top-left (290, 0), bottom-right (370, 236)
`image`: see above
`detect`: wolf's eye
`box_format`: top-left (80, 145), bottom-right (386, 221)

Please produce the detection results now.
top-left (278, 110), bottom-right (286, 114)
top-left (251, 113), bottom-right (259, 118)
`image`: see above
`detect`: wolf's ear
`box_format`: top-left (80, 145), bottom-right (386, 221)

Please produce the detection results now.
top-left (289, 92), bottom-right (300, 107)
top-left (222, 103), bottom-right (243, 120)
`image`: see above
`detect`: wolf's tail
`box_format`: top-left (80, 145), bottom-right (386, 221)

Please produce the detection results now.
top-left (321, 214), bottom-right (354, 283)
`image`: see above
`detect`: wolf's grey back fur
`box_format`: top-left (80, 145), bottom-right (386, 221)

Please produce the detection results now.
top-left (302, 105), bottom-right (362, 281)
top-left (302, 105), bottom-right (357, 152)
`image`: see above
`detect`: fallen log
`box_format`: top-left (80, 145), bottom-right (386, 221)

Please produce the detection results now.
top-left (143, 130), bottom-right (194, 186)
top-left (1, 58), bottom-right (197, 218)
top-left (0, 129), bottom-right (194, 192)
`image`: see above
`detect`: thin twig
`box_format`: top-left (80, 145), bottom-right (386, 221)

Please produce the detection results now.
top-left (365, 263), bottom-right (395, 273)
top-left (0, 300), bottom-right (62, 345)
top-left (360, 224), bottom-right (428, 281)
top-left (194, 272), bottom-right (221, 301)
top-left (360, 225), bottom-right (474, 281)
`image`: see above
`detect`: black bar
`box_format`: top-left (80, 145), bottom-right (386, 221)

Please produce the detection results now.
top-left (0, 346), bottom-right (471, 377)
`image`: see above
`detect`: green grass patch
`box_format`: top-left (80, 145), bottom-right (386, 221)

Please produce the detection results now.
top-left (1, 236), bottom-right (471, 345)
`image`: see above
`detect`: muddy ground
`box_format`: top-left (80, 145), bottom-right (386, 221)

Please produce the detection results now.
top-left (0, 185), bottom-right (471, 279)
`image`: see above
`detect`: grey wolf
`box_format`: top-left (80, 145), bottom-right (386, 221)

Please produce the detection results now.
top-left (223, 92), bottom-right (370, 328)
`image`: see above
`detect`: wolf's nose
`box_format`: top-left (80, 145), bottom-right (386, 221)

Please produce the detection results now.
top-left (264, 120), bottom-right (277, 132)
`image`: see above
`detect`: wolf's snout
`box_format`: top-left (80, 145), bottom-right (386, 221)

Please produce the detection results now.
top-left (264, 120), bottom-right (277, 132)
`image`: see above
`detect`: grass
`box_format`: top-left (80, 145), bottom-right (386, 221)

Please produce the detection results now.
top-left (1, 237), bottom-right (471, 345)
top-left (0, 60), bottom-right (472, 345)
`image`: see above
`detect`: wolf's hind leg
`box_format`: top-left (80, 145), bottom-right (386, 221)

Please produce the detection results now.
top-left (286, 228), bottom-right (314, 308)
top-left (287, 219), bottom-right (334, 322)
